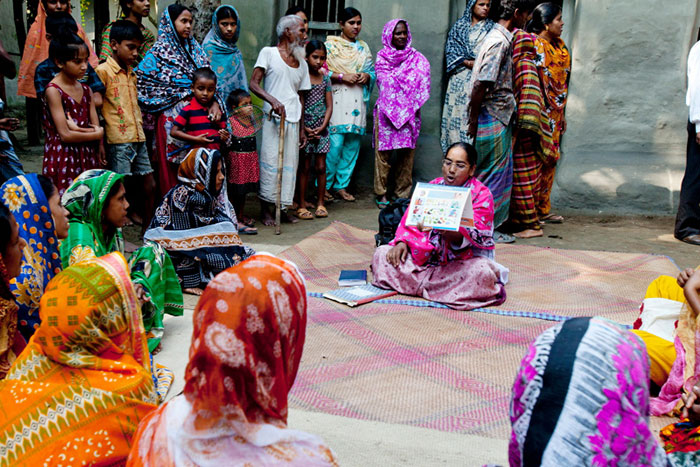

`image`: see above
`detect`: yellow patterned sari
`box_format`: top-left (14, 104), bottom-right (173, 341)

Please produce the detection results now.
top-left (0, 252), bottom-right (157, 465)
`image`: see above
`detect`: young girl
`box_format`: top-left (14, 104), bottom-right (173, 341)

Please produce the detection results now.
top-left (295, 40), bottom-right (333, 219)
top-left (43, 32), bottom-right (104, 194)
top-left (225, 89), bottom-right (259, 234)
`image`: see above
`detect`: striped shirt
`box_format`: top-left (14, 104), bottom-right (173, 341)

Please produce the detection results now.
top-left (173, 99), bottom-right (225, 142)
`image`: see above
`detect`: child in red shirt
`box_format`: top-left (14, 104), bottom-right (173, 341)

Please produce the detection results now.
top-left (170, 67), bottom-right (228, 150)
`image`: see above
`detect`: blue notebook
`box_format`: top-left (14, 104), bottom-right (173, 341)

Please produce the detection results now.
top-left (338, 269), bottom-right (367, 287)
top-left (323, 284), bottom-right (397, 307)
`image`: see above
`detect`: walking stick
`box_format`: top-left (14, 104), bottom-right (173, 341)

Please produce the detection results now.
top-left (275, 114), bottom-right (286, 235)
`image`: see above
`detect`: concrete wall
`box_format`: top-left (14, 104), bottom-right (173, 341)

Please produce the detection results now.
top-left (556, 0), bottom-right (696, 213)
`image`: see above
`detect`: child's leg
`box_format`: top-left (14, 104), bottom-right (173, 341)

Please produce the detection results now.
top-left (315, 153), bottom-right (327, 207)
top-left (293, 154), bottom-right (312, 219)
top-left (131, 142), bottom-right (157, 229)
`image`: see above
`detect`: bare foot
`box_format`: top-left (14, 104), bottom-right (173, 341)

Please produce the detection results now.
top-left (281, 210), bottom-right (299, 224)
top-left (513, 228), bottom-right (544, 239)
top-left (261, 211), bottom-right (275, 226)
top-left (151, 342), bottom-right (163, 355)
top-left (183, 287), bottom-right (204, 296)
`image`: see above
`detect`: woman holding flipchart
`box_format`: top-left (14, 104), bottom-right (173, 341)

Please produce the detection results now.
top-left (371, 142), bottom-right (509, 310)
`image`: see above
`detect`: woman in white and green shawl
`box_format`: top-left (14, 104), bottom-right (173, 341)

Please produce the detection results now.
top-left (60, 169), bottom-right (183, 352)
top-left (440, 0), bottom-right (494, 153)
top-left (324, 7), bottom-right (375, 202)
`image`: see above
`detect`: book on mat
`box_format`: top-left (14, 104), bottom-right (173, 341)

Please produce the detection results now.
top-left (338, 269), bottom-right (367, 287)
top-left (323, 284), bottom-right (397, 307)
top-left (405, 182), bottom-right (474, 232)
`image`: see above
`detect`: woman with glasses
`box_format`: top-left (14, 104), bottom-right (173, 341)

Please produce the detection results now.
top-left (371, 142), bottom-right (508, 310)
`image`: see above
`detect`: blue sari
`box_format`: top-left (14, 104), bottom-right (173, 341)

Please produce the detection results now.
top-left (1, 174), bottom-right (62, 341)
top-left (203, 5), bottom-right (248, 101)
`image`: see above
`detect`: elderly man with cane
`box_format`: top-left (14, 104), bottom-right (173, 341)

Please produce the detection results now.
top-left (250, 14), bottom-right (310, 232)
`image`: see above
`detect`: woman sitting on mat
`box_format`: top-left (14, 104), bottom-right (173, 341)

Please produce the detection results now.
top-left (632, 266), bottom-right (700, 417)
top-left (145, 147), bottom-right (255, 295)
top-left (128, 254), bottom-right (338, 465)
top-left (61, 169), bottom-right (183, 352)
top-left (509, 316), bottom-right (700, 466)
top-left (0, 253), bottom-right (162, 465)
top-left (372, 142), bottom-right (508, 310)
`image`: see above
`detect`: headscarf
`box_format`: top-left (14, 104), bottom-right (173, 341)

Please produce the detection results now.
top-left (145, 148), bottom-right (255, 291)
top-left (16, 2), bottom-right (99, 98)
top-left (390, 176), bottom-right (495, 266)
top-left (60, 169), bottom-right (125, 268)
top-left (136, 8), bottom-right (212, 113)
top-left (203, 5), bottom-right (248, 100)
top-left (0, 252), bottom-right (157, 465)
top-left (2, 174), bottom-right (62, 342)
top-left (127, 255), bottom-right (338, 466)
top-left (509, 317), bottom-right (669, 467)
top-left (174, 147), bottom-right (238, 226)
top-left (375, 19), bottom-right (431, 130)
top-left (512, 30), bottom-right (554, 152)
top-left (325, 35), bottom-right (375, 103)
top-left (444, 0), bottom-right (494, 74)
top-left (60, 169), bottom-right (184, 352)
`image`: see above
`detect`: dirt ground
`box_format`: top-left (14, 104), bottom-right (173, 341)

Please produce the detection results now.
top-left (12, 129), bottom-right (698, 272)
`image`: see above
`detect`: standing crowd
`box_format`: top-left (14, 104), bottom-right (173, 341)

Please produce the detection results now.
top-left (0, 0), bottom-right (697, 465)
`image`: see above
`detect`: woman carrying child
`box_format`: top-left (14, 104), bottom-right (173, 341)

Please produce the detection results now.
top-left (294, 40), bottom-right (333, 220)
top-left (42, 30), bottom-right (104, 195)
top-left (137, 5), bottom-right (222, 197)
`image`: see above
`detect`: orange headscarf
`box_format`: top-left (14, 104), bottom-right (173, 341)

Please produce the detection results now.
top-left (0, 252), bottom-right (157, 465)
top-left (17, 3), bottom-right (99, 98)
top-left (128, 255), bottom-right (337, 466)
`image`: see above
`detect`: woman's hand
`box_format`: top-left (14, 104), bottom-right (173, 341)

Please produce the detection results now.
top-left (386, 242), bottom-right (408, 267)
top-left (356, 73), bottom-right (370, 85)
top-left (682, 385), bottom-right (700, 422)
top-left (463, 59), bottom-right (475, 70)
top-left (133, 283), bottom-right (152, 307)
top-left (561, 119), bottom-right (567, 134)
top-left (678, 268), bottom-right (696, 288)
top-left (208, 102), bottom-right (223, 122)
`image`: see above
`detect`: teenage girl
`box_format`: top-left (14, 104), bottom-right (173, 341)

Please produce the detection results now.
top-left (43, 30), bottom-right (104, 194)
top-left (294, 40), bottom-right (333, 219)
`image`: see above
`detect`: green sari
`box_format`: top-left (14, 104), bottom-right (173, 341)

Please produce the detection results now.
top-left (60, 170), bottom-right (183, 351)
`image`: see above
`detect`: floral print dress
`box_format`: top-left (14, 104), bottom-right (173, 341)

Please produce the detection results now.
top-left (41, 82), bottom-right (99, 195)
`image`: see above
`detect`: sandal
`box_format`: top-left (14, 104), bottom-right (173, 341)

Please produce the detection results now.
top-left (323, 191), bottom-right (334, 202)
top-left (375, 198), bottom-right (390, 209)
top-left (238, 225), bottom-right (258, 235)
top-left (295, 208), bottom-right (314, 220)
top-left (494, 231), bottom-right (516, 243)
top-left (541, 214), bottom-right (564, 224)
top-left (336, 189), bottom-right (356, 202)
top-left (315, 205), bottom-right (328, 218)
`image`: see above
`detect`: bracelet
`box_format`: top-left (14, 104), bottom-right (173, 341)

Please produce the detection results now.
top-left (338, 73), bottom-right (344, 82)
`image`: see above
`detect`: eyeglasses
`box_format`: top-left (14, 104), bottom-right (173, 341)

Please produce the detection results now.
top-left (442, 159), bottom-right (469, 170)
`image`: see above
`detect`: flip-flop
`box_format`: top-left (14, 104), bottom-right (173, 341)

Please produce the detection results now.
top-left (541, 214), bottom-right (564, 224)
top-left (315, 206), bottom-right (328, 218)
top-left (238, 225), bottom-right (258, 235)
top-left (295, 208), bottom-right (314, 220)
top-left (375, 199), bottom-right (390, 209)
top-left (494, 231), bottom-right (516, 243)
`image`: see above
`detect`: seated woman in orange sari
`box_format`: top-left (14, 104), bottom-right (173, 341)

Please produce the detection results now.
top-left (128, 254), bottom-right (337, 466)
top-left (0, 252), bottom-right (158, 465)
top-left (371, 142), bottom-right (508, 310)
